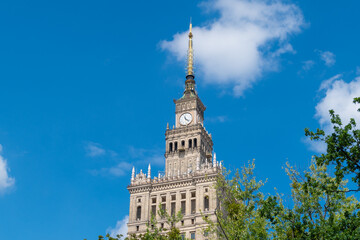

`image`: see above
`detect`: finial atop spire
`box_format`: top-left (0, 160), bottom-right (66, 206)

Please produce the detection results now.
top-left (187, 19), bottom-right (194, 77)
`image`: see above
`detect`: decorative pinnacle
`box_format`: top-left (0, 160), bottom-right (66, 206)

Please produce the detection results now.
top-left (131, 167), bottom-right (135, 181)
top-left (187, 20), bottom-right (194, 77)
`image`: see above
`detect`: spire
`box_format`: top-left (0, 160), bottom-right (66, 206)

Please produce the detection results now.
top-left (187, 20), bottom-right (194, 77)
top-left (147, 164), bottom-right (151, 179)
top-left (184, 19), bottom-right (196, 95)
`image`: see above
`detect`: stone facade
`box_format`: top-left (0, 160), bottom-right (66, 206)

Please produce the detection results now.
top-left (126, 23), bottom-right (221, 240)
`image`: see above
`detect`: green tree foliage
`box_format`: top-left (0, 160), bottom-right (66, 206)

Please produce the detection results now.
top-left (204, 160), bottom-right (270, 239)
top-left (305, 97), bottom-right (360, 190)
top-left (269, 159), bottom-right (360, 239)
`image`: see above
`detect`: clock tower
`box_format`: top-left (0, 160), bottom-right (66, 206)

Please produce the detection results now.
top-left (127, 22), bottom-right (220, 240)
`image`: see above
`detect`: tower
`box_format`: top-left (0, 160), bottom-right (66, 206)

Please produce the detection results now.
top-left (127, 22), bottom-right (220, 240)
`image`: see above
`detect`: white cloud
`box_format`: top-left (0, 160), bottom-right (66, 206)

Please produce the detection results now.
top-left (161, 0), bottom-right (304, 96)
top-left (317, 50), bottom-right (336, 67)
top-left (310, 75), bottom-right (360, 152)
top-left (0, 144), bottom-right (15, 194)
top-left (107, 215), bottom-right (129, 239)
top-left (85, 142), bottom-right (106, 157)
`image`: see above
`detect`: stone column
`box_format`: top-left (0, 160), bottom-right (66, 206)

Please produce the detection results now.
top-left (186, 188), bottom-right (191, 216)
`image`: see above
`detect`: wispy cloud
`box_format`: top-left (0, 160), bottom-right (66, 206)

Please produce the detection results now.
top-left (317, 50), bottom-right (336, 67)
top-left (91, 162), bottom-right (132, 177)
top-left (106, 215), bottom-right (128, 239)
top-left (127, 146), bottom-right (164, 166)
top-left (161, 0), bottom-right (304, 96)
top-left (85, 142), bottom-right (106, 157)
top-left (86, 144), bottom-right (164, 177)
top-left (0, 144), bottom-right (15, 194)
top-left (307, 74), bottom-right (360, 153)
top-left (207, 115), bottom-right (228, 123)
top-left (301, 60), bottom-right (315, 71)
top-left (356, 66), bottom-right (360, 75)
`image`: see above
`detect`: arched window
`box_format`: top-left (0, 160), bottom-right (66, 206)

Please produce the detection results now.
top-left (188, 139), bottom-right (192, 148)
top-left (136, 206), bottom-right (141, 220)
top-left (169, 142), bottom-right (173, 152)
top-left (174, 142), bottom-right (178, 151)
top-left (193, 138), bottom-right (197, 148)
top-left (204, 196), bottom-right (209, 211)
top-left (181, 140), bottom-right (185, 147)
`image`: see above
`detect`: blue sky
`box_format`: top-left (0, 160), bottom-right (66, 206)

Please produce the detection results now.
top-left (0, 0), bottom-right (360, 239)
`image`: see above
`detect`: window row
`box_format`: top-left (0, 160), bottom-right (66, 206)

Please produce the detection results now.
top-left (135, 193), bottom-right (209, 221)
top-left (169, 138), bottom-right (197, 152)
top-left (150, 196), bottom-right (209, 217)
top-left (151, 192), bottom-right (196, 204)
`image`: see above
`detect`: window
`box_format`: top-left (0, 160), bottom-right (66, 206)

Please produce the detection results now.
top-left (171, 194), bottom-right (176, 201)
top-left (204, 231), bottom-right (209, 237)
top-left (181, 193), bottom-right (186, 199)
top-left (137, 198), bottom-right (141, 203)
top-left (169, 142), bottom-right (173, 152)
top-left (193, 138), bottom-right (197, 148)
top-left (188, 139), bottom-right (192, 148)
top-left (152, 197), bottom-right (157, 204)
top-left (174, 142), bottom-right (178, 151)
top-left (191, 218), bottom-right (195, 224)
top-left (136, 226), bottom-right (139, 231)
top-left (171, 202), bottom-right (176, 216)
top-left (191, 191), bottom-right (196, 198)
top-left (181, 201), bottom-right (186, 214)
top-left (181, 140), bottom-right (185, 147)
top-left (161, 204), bottom-right (166, 218)
top-left (151, 205), bottom-right (156, 216)
top-left (204, 196), bottom-right (209, 211)
top-left (181, 234), bottom-right (185, 240)
top-left (181, 220), bottom-right (184, 226)
top-left (151, 225), bottom-right (154, 230)
top-left (191, 199), bottom-right (196, 214)
top-left (161, 223), bottom-right (164, 229)
top-left (162, 196), bottom-right (166, 202)
top-left (136, 206), bottom-right (141, 220)
top-left (205, 188), bottom-right (208, 193)
top-left (191, 232), bottom-right (195, 239)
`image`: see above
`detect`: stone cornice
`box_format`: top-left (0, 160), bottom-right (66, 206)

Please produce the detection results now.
top-left (127, 169), bottom-right (219, 194)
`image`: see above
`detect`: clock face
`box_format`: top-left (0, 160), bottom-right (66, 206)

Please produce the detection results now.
top-left (180, 113), bottom-right (193, 126)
